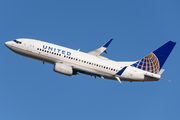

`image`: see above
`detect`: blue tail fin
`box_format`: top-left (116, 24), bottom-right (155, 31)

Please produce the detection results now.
top-left (131, 41), bottom-right (176, 74)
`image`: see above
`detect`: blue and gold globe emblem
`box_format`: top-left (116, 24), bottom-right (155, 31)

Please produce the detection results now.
top-left (132, 53), bottom-right (160, 74)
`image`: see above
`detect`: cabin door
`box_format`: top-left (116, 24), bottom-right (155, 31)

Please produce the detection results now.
top-left (27, 42), bottom-right (34, 51)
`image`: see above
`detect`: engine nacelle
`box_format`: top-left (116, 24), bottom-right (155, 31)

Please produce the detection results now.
top-left (53, 63), bottom-right (75, 76)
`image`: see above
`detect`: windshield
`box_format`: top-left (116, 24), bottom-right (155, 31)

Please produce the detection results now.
top-left (13, 40), bottom-right (22, 44)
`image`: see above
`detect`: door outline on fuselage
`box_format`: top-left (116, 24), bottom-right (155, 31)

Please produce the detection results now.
top-left (27, 42), bottom-right (34, 51)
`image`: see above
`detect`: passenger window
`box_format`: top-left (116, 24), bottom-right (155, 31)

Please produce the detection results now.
top-left (37, 48), bottom-right (39, 50)
top-left (44, 50), bottom-right (46, 52)
top-left (52, 52), bottom-right (54, 54)
top-left (47, 51), bottom-right (49, 53)
top-left (59, 54), bottom-right (61, 56)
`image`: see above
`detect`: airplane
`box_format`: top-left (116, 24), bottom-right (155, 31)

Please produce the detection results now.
top-left (5, 38), bottom-right (176, 83)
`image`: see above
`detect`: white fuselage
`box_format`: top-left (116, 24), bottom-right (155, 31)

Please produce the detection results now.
top-left (5, 38), bottom-right (160, 82)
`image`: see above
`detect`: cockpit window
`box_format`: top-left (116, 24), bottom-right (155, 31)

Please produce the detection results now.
top-left (13, 40), bottom-right (22, 44)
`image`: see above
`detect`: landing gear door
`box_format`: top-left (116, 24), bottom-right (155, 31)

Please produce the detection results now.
top-left (27, 42), bottom-right (34, 51)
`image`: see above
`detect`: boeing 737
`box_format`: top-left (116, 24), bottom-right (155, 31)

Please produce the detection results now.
top-left (5, 38), bottom-right (176, 83)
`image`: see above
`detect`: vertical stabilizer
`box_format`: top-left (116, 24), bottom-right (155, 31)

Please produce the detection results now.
top-left (131, 41), bottom-right (176, 74)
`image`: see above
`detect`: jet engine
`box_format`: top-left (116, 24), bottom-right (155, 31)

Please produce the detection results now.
top-left (53, 63), bottom-right (76, 76)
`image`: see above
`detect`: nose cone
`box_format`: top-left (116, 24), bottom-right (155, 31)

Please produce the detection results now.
top-left (5, 41), bottom-right (12, 48)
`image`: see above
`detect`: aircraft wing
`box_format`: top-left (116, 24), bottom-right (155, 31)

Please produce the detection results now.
top-left (87, 39), bottom-right (113, 56)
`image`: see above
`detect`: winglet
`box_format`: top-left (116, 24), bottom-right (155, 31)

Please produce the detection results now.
top-left (88, 38), bottom-right (113, 56)
top-left (103, 39), bottom-right (113, 48)
top-left (158, 69), bottom-right (165, 75)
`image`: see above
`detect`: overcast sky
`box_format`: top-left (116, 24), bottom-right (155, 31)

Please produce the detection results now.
top-left (1, 0), bottom-right (180, 120)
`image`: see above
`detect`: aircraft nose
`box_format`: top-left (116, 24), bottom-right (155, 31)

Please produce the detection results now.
top-left (5, 41), bottom-right (12, 48)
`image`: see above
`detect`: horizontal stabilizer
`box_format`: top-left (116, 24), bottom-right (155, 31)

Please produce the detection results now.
top-left (145, 74), bottom-right (171, 82)
top-left (158, 69), bottom-right (165, 75)
top-left (144, 73), bottom-right (161, 79)
top-left (159, 78), bottom-right (171, 82)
